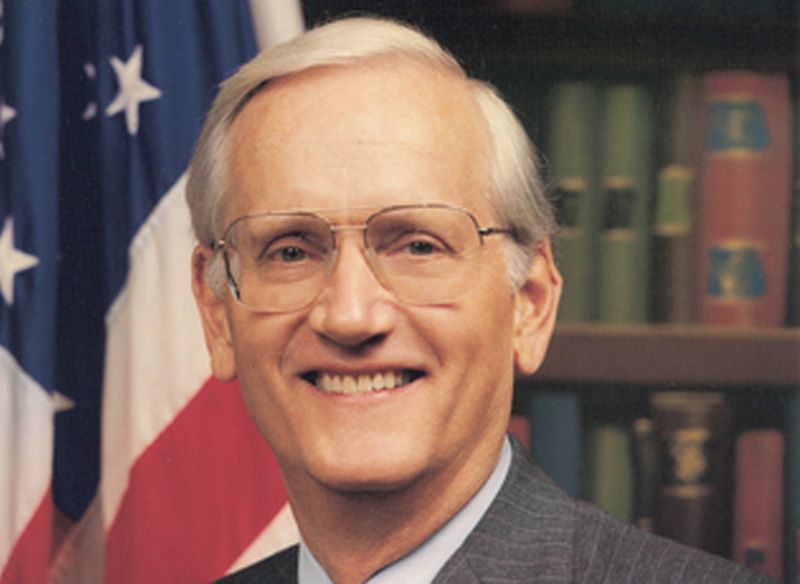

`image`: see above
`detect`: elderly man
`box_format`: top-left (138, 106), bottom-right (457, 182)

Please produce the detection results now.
top-left (187, 17), bottom-right (773, 584)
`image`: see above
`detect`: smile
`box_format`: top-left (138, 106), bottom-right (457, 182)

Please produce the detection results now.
top-left (306, 370), bottom-right (423, 395)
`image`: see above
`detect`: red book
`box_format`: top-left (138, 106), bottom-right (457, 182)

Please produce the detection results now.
top-left (507, 414), bottom-right (531, 450)
top-left (733, 429), bottom-right (784, 581)
top-left (698, 72), bottom-right (792, 326)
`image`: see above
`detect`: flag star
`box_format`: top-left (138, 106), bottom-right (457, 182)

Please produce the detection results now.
top-left (0, 217), bottom-right (40, 305)
top-left (0, 99), bottom-right (17, 161)
top-left (105, 44), bottom-right (161, 135)
top-left (53, 391), bottom-right (76, 413)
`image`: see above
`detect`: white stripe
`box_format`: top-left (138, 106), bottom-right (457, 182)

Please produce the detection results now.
top-left (248, 0), bottom-right (305, 50)
top-left (99, 174), bottom-right (211, 528)
top-left (225, 503), bottom-right (299, 575)
top-left (0, 345), bottom-right (54, 569)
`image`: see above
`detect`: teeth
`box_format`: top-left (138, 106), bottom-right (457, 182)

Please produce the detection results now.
top-left (315, 371), bottom-right (413, 394)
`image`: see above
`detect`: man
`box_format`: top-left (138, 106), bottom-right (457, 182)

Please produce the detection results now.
top-left (187, 17), bottom-right (773, 584)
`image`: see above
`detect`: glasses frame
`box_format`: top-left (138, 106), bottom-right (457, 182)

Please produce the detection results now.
top-left (212, 202), bottom-right (514, 312)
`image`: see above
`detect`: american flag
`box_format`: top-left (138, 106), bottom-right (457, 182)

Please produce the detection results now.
top-left (0, 2), bottom-right (301, 582)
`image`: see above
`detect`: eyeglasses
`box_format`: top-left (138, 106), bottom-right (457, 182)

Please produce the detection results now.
top-left (213, 203), bottom-right (513, 313)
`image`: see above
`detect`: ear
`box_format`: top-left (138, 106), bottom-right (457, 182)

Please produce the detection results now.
top-left (512, 240), bottom-right (562, 376)
top-left (191, 246), bottom-right (238, 381)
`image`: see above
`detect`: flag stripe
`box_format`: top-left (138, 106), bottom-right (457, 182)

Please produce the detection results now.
top-left (0, 347), bottom-right (53, 572)
top-left (0, 490), bottom-right (51, 584)
top-left (98, 175), bottom-right (211, 530)
top-left (104, 377), bottom-right (288, 582)
top-left (248, 0), bottom-right (305, 49)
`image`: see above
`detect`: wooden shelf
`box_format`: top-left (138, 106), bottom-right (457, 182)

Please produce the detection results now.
top-left (531, 324), bottom-right (800, 388)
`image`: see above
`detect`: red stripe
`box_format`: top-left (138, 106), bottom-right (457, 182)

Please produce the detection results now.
top-left (0, 489), bottom-right (53, 584)
top-left (105, 378), bottom-right (287, 583)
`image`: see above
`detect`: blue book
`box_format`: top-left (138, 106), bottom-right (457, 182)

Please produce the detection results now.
top-left (528, 388), bottom-right (583, 497)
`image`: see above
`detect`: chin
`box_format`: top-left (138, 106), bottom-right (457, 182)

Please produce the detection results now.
top-left (307, 447), bottom-right (431, 496)
top-left (325, 475), bottom-right (419, 496)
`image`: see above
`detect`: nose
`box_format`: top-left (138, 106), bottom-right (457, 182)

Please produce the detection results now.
top-left (307, 234), bottom-right (397, 348)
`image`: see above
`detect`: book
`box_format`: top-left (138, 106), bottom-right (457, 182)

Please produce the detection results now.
top-left (598, 84), bottom-right (654, 323)
top-left (652, 73), bottom-right (699, 324)
top-left (584, 422), bottom-right (634, 522)
top-left (528, 388), bottom-right (582, 497)
top-left (787, 392), bottom-right (800, 584)
top-left (507, 414), bottom-right (531, 450)
top-left (547, 81), bottom-right (601, 322)
top-left (733, 428), bottom-right (784, 581)
top-left (650, 392), bottom-right (733, 556)
top-left (698, 71), bottom-right (792, 327)
top-left (632, 417), bottom-right (658, 532)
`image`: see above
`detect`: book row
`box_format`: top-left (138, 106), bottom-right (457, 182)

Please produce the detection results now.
top-left (509, 387), bottom-right (799, 583)
top-left (545, 71), bottom-right (798, 327)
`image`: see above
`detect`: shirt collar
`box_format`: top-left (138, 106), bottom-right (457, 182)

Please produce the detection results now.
top-left (299, 436), bottom-right (513, 584)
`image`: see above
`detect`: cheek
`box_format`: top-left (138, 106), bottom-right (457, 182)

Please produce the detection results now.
top-left (463, 284), bottom-right (518, 395)
top-left (435, 283), bottom-right (517, 391)
top-left (228, 314), bottom-right (297, 426)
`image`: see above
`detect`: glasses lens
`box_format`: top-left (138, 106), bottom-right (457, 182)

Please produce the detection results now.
top-left (366, 206), bottom-right (482, 304)
top-left (225, 213), bottom-right (333, 312)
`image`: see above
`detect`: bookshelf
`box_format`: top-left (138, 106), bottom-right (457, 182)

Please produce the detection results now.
top-left (302, 1), bottom-right (799, 579)
top-left (534, 324), bottom-right (800, 387)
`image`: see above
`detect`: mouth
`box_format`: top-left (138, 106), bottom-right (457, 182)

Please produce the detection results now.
top-left (300, 370), bottom-right (425, 395)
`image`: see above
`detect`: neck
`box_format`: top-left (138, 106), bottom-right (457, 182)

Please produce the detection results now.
top-left (285, 437), bottom-right (504, 584)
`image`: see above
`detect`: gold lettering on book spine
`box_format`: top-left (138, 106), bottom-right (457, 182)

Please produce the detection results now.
top-left (665, 427), bottom-right (711, 499)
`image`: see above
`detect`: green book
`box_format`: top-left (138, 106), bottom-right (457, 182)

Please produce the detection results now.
top-left (547, 81), bottom-right (601, 322)
top-left (584, 422), bottom-right (634, 522)
top-left (598, 84), bottom-right (655, 323)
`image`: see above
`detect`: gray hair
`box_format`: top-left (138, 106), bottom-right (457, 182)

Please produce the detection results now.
top-left (186, 16), bottom-right (555, 291)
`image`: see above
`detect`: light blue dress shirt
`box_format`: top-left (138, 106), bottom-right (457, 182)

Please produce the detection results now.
top-left (298, 437), bottom-right (513, 583)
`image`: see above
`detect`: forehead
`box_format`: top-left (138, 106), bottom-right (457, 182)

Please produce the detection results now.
top-left (223, 56), bottom-right (494, 224)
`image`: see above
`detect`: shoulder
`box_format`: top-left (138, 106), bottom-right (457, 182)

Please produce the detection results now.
top-left (573, 501), bottom-right (775, 583)
top-left (440, 439), bottom-right (775, 583)
top-left (213, 545), bottom-right (299, 584)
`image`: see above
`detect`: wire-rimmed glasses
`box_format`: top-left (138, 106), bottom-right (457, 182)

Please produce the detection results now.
top-left (213, 203), bottom-right (512, 313)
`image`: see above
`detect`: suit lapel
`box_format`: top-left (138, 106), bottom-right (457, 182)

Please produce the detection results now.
top-left (433, 439), bottom-right (576, 583)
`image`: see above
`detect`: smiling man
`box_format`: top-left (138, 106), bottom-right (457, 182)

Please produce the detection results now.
top-left (187, 17), bottom-right (774, 584)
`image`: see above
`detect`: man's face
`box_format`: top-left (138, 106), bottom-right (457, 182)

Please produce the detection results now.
top-left (196, 58), bottom-right (559, 495)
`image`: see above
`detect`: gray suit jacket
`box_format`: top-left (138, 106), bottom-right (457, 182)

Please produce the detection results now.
top-left (216, 439), bottom-right (775, 583)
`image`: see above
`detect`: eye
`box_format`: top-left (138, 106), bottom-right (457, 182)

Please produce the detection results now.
top-left (382, 232), bottom-right (451, 258)
top-left (276, 246), bottom-right (307, 263)
top-left (258, 232), bottom-right (327, 265)
top-left (405, 240), bottom-right (437, 255)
